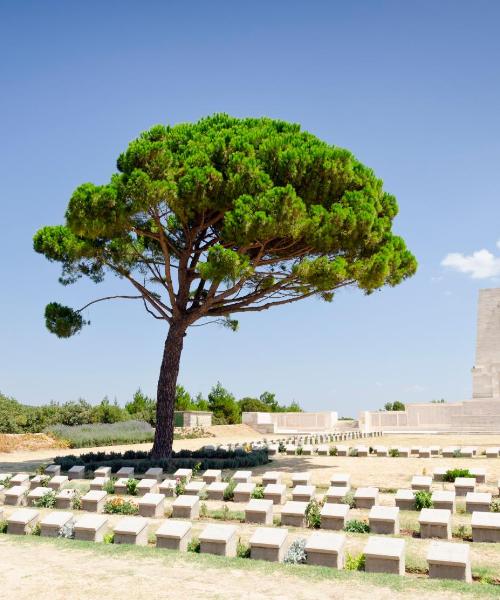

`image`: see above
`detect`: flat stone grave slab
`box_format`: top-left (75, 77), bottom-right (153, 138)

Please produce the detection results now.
top-left (116, 467), bottom-right (135, 478)
top-left (292, 485), bottom-right (315, 502)
top-left (94, 466), bottom-right (111, 478)
top-left (286, 444), bottom-right (296, 455)
top-left (40, 511), bottom-right (74, 537)
top-left (411, 476), bottom-right (432, 492)
top-left (431, 490), bottom-right (456, 512)
top-left (56, 488), bottom-right (77, 509)
top-left (7, 508), bottom-right (40, 535)
top-left (262, 471), bottom-right (282, 485)
top-left (233, 470), bottom-right (252, 484)
top-left (114, 478), bottom-right (131, 495)
top-left (485, 447), bottom-right (500, 458)
top-left (137, 479), bottom-right (159, 496)
top-left (459, 447), bottom-right (475, 458)
top-left (74, 514), bottom-right (108, 542)
top-left (233, 482), bottom-right (256, 503)
top-left (250, 527), bottom-right (288, 562)
top-left (356, 445), bottom-right (369, 457)
top-left (320, 502), bottom-right (349, 530)
top-left (199, 523), bottom-right (238, 557)
top-left (30, 475), bottom-right (50, 489)
top-left (375, 446), bottom-right (388, 457)
top-left (281, 500), bottom-right (307, 528)
top-left (267, 444), bottom-right (278, 455)
top-left (395, 489), bottom-right (415, 511)
top-left (419, 448), bottom-right (431, 458)
top-left (305, 532), bottom-right (346, 569)
top-left (354, 487), bottom-right (379, 509)
top-left (173, 468), bottom-right (192, 482)
top-left (27, 486), bottom-right (53, 506)
top-left (113, 516), bottom-right (149, 545)
top-left (301, 444), bottom-right (313, 455)
top-left (336, 445), bottom-right (348, 456)
top-left (430, 446), bottom-right (441, 456)
top-left (90, 477), bottom-right (110, 490)
top-left (145, 467), bottom-right (163, 481)
top-left (317, 444), bottom-right (329, 455)
top-left (45, 465), bottom-right (61, 476)
top-left (369, 505), bottom-right (400, 535)
top-left (465, 492), bottom-right (492, 513)
top-left (291, 472), bottom-right (311, 486)
top-left (419, 508), bottom-right (451, 539)
top-left (364, 536), bottom-right (405, 576)
top-left (11, 473), bottom-right (30, 486)
top-left (330, 473), bottom-right (351, 488)
top-left (325, 486), bottom-right (349, 503)
top-left (184, 481), bottom-right (206, 496)
top-left (427, 541), bottom-right (471, 582)
top-left (471, 511), bottom-right (500, 542)
top-left (172, 494), bottom-right (199, 519)
top-left (156, 519), bottom-right (192, 550)
top-left (442, 446), bottom-right (459, 458)
top-left (47, 475), bottom-right (68, 490)
top-left (433, 467), bottom-right (447, 482)
top-left (138, 493), bottom-right (165, 518)
top-left (245, 498), bottom-right (273, 525)
top-left (202, 469), bottom-right (222, 484)
top-left (206, 481), bottom-right (228, 500)
top-left (158, 479), bottom-right (176, 497)
top-left (454, 477), bottom-right (475, 497)
top-left (410, 446), bottom-right (420, 456)
top-left (81, 490), bottom-right (107, 513)
top-left (263, 483), bottom-right (286, 505)
top-left (470, 468), bottom-right (486, 484)
top-left (68, 465), bottom-right (85, 480)
top-left (397, 447), bottom-right (410, 457)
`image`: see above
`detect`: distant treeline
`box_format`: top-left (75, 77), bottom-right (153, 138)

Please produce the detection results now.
top-left (0, 384), bottom-right (302, 433)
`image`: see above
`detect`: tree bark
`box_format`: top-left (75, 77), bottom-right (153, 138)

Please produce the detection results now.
top-left (151, 321), bottom-right (186, 458)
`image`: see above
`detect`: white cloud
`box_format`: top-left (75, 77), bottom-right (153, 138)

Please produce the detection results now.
top-left (441, 248), bottom-right (500, 279)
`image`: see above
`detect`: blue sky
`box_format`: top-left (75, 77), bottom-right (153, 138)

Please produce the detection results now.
top-left (1, 1), bottom-right (499, 415)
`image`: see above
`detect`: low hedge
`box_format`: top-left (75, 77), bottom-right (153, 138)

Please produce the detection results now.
top-left (53, 447), bottom-right (269, 474)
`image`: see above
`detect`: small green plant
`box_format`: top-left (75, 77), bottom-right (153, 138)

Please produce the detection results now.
top-left (251, 485), bottom-right (264, 499)
top-left (71, 490), bottom-right (83, 510)
top-left (284, 538), bottom-right (307, 564)
top-left (305, 499), bottom-right (322, 529)
top-left (389, 448), bottom-right (400, 457)
top-left (104, 497), bottom-right (139, 515)
top-left (36, 465), bottom-right (46, 475)
top-left (490, 499), bottom-right (500, 512)
top-left (236, 540), bottom-right (251, 558)
top-left (0, 475), bottom-right (12, 489)
top-left (329, 446), bottom-right (338, 456)
top-left (200, 502), bottom-right (209, 518)
top-left (278, 441), bottom-right (286, 453)
top-left (455, 524), bottom-right (472, 541)
top-left (345, 552), bottom-right (366, 571)
top-left (103, 532), bottom-right (115, 544)
top-left (344, 519), bottom-right (370, 533)
top-left (192, 462), bottom-right (202, 478)
top-left (58, 521), bottom-right (75, 539)
top-left (0, 520), bottom-right (8, 534)
top-left (341, 491), bottom-right (356, 508)
top-left (296, 446), bottom-right (303, 455)
top-left (452, 449), bottom-right (462, 458)
top-left (443, 469), bottom-right (472, 482)
top-left (187, 537), bottom-right (200, 553)
top-left (34, 490), bottom-right (57, 508)
top-left (31, 523), bottom-right (41, 536)
top-left (348, 448), bottom-right (358, 457)
top-left (223, 479), bottom-right (236, 501)
top-left (414, 490), bottom-right (433, 510)
top-left (103, 478), bottom-right (117, 494)
top-left (126, 478), bottom-right (139, 496)
top-left (175, 476), bottom-right (187, 497)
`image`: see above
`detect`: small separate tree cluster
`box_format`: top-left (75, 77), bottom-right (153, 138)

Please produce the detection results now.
top-left (383, 401), bottom-right (406, 411)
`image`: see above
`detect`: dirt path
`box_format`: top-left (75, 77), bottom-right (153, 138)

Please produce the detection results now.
top-left (0, 537), bottom-right (469, 600)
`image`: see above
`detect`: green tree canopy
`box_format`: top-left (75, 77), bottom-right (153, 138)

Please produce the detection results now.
top-left (34, 114), bottom-right (416, 456)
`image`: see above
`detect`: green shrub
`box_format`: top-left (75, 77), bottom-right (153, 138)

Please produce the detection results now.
top-left (344, 519), bottom-right (370, 533)
top-left (452, 449), bottom-right (462, 458)
top-left (30, 523), bottom-right (41, 536)
top-left (187, 537), bottom-right (200, 553)
top-left (175, 476), bottom-right (186, 497)
top-left (443, 468), bottom-right (473, 482)
top-left (103, 478), bottom-right (117, 494)
top-left (454, 524), bottom-right (472, 541)
top-left (251, 485), bottom-right (264, 499)
top-left (278, 441), bottom-right (286, 453)
top-left (341, 491), bottom-right (356, 508)
top-left (236, 540), bottom-right (251, 558)
top-left (46, 420), bottom-right (154, 448)
top-left (192, 462), bottom-right (202, 478)
top-left (348, 448), bottom-right (358, 457)
top-left (284, 538), bottom-right (307, 564)
top-left (103, 532), bottom-right (115, 544)
top-left (414, 490), bottom-right (433, 510)
top-left (0, 475), bottom-right (12, 488)
top-left (329, 446), bottom-right (338, 456)
top-left (296, 446), bottom-right (303, 455)
top-left (345, 552), bottom-right (366, 571)
top-left (223, 479), bottom-right (236, 501)
top-left (126, 478), bottom-right (139, 496)
top-left (490, 499), bottom-right (500, 512)
top-left (34, 490), bottom-right (57, 508)
top-left (305, 499), bottom-right (322, 529)
top-left (389, 448), bottom-right (399, 457)
top-left (71, 491), bottom-right (82, 510)
top-left (200, 502), bottom-right (209, 518)
top-left (104, 498), bottom-right (139, 514)
top-left (0, 520), bottom-right (8, 533)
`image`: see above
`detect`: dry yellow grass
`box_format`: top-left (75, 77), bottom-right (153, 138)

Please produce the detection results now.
top-left (0, 433), bottom-right (68, 453)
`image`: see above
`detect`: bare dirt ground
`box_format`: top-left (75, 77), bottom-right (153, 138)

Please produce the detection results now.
top-left (0, 537), bottom-right (478, 600)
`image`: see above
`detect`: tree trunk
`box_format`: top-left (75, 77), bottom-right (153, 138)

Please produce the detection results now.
top-left (151, 321), bottom-right (186, 458)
